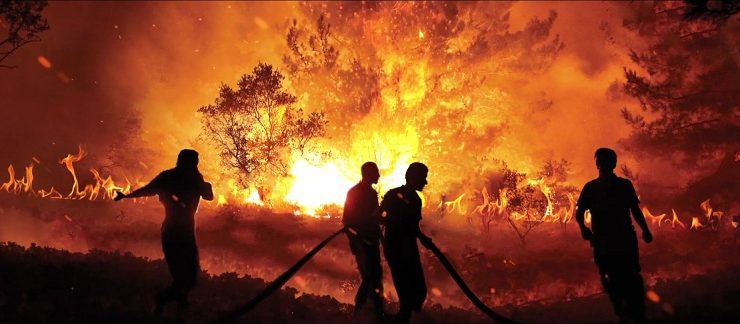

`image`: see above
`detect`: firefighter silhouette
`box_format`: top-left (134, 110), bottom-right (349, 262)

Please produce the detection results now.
top-left (343, 162), bottom-right (384, 317)
top-left (377, 162), bottom-right (432, 323)
top-left (115, 149), bottom-right (213, 317)
top-left (576, 148), bottom-right (653, 323)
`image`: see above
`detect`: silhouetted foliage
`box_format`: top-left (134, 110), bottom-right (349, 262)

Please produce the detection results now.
top-left (472, 161), bottom-right (577, 247)
top-left (0, 242), bottom-right (492, 323)
top-left (0, 0), bottom-right (49, 68)
top-left (199, 63), bottom-right (327, 185)
top-left (683, 0), bottom-right (740, 22)
top-left (620, 1), bottom-right (739, 166)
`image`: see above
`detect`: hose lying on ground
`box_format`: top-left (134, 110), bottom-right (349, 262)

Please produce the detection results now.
top-left (214, 227), bottom-right (347, 324)
top-left (418, 233), bottom-right (519, 324)
top-left (215, 227), bottom-right (518, 323)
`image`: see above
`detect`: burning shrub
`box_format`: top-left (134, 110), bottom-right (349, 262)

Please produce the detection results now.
top-left (198, 63), bottom-right (328, 187)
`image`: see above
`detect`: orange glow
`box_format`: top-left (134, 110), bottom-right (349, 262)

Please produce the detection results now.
top-left (284, 159), bottom-right (355, 213)
top-left (37, 55), bottom-right (52, 69)
top-left (646, 290), bottom-right (661, 303)
top-left (431, 287), bottom-right (442, 297)
top-left (225, 179), bottom-right (263, 206)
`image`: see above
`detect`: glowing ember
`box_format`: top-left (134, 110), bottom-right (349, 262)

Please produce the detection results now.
top-left (646, 290), bottom-right (661, 303)
top-left (37, 55), bottom-right (52, 68)
top-left (431, 287), bottom-right (442, 297)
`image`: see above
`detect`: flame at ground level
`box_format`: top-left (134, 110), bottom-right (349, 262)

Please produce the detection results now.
top-left (2, 146), bottom-right (732, 233)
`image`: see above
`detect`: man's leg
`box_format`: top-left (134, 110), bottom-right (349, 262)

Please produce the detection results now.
top-left (623, 244), bottom-right (646, 323)
top-left (384, 239), bottom-right (413, 324)
top-left (407, 242), bottom-right (426, 312)
top-left (594, 249), bottom-right (627, 320)
top-left (624, 272), bottom-right (646, 323)
top-left (157, 235), bottom-right (178, 315)
top-left (366, 242), bottom-right (384, 314)
top-left (350, 236), bottom-right (370, 315)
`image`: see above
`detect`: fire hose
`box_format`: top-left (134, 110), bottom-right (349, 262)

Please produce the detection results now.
top-left (214, 227), bottom-right (346, 324)
top-left (215, 227), bottom-right (517, 323)
top-left (417, 236), bottom-right (519, 324)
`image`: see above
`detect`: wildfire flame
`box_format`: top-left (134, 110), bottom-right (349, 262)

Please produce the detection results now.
top-left (2, 145), bottom-right (130, 201)
top-left (439, 193), bottom-right (466, 214)
top-left (670, 209), bottom-right (687, 229)
top-left (690, 216), bottom-right (704, 230)
top-left (643, 207), bottom-right (666, 228)
top-left (218, 179), bottom-right (263, 206)
top-left (2, 145), bottom-right (734, 234)
top-left (1, 164), bottom-right (35, 195)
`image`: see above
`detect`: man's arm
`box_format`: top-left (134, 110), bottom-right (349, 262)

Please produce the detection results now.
top-left (114, 174), bottom-right (161, 201)
top-left (343, 190), bottom-right (357, 227)
top-left (625, 180), bottom-right (652, 243)
top-left (631, 205), bottom-right (652, 243)
top-left (373, 192), bottom-right (390, 225)
top-left (575, 205), bottom-right (593, 241)
top-left (201, 181), bottom-right (214, 201)
top-left (575, 184), bottom-right (592, 241)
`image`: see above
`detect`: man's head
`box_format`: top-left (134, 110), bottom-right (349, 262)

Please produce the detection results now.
top-left (177, 149), bottom-right (199, 170)
top-left (361, 162), bottom-right (380, 184)
top-left (594, 147), bottom-right (617, 172)
top-left (405, 162), bottom-right (428, 191)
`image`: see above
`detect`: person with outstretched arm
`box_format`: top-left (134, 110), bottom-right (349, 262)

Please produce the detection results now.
top-left (114, 149), bottom-right (213, 318)
top-left (575, 148), bottom-right (652, 323)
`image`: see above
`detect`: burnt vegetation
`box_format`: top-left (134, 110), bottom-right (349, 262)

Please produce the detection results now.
top-left (0, 0), bottom-right (49, 69)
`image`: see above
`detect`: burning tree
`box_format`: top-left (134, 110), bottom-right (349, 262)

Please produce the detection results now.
top-left (280, 2), bottom-right (565, 198)
top-left (0, 0), bottom-right (49, 68)
top-left (199, 63), bottom-right (327, 186)
top-left (471, 160), bottom-right (577, 246)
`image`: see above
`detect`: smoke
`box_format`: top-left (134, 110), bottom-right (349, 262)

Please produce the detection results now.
top-left (0, 2), bottom-right (299, 189)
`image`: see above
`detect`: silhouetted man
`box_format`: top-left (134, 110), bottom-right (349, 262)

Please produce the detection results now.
top-left (377, 162), bottom-right (432, 323)
top-left (343, 162), bottom-right (383, 317)
top-left (576, 148), bottom-right (653, 323)
top-left (115, 149), bottom-right (213, 316)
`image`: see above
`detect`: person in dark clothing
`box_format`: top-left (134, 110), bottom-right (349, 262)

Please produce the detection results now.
top-left (377, 162), bottom-right (432, 324)
top-left (576, 148), bottom-right (653, 323)
top-left (114, 149), bottom-right (213, 316)
top-left (343, 162), bottom-right (384, 317)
